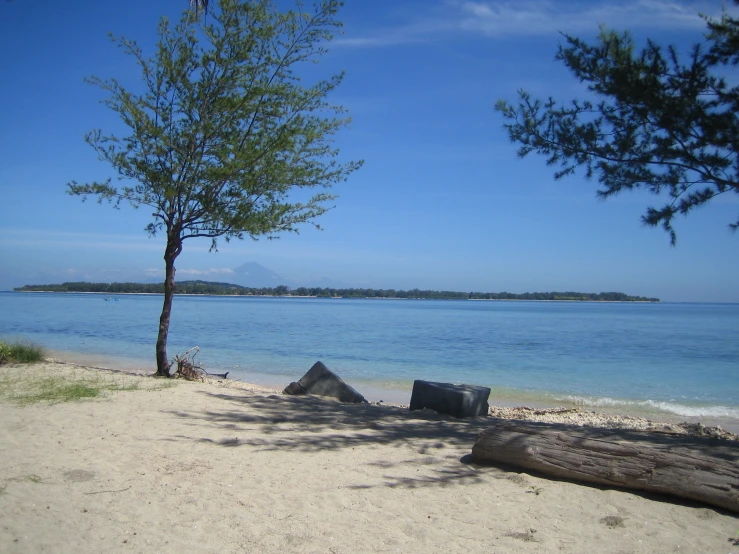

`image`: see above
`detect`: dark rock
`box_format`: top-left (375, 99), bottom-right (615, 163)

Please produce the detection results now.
top-left (283, 361), bottom-right (366, 403)
top-left (409, 380), bottom-right (490, 418)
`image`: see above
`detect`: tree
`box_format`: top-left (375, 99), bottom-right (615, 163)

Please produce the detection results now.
top-left (68, 0), bottom-right (362, 376)
top-left (495, 3), bottom-right (739, 244)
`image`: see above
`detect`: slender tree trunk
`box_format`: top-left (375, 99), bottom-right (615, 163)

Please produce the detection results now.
top-left (155, 237), bottom-right (181, 377)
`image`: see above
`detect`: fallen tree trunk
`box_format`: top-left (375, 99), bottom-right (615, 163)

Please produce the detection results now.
top-left (471, 419), bottom-right (739, 513)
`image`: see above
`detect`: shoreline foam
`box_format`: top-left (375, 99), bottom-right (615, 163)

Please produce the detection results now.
top-left (45, 356), bottom-right (739, 440)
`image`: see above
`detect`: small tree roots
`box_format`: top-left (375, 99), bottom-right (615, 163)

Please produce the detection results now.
top-left (172, 346), bottom-right (206, 381)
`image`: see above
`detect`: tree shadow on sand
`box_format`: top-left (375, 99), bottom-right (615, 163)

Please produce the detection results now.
top-left (168, 390), bottom-right (493, 451)
top-left (161, 389), bottom-right (739, 504)
top-left (163, 390), bottom-right (502, 489)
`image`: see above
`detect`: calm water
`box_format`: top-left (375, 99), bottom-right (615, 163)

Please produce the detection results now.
top-left (1, 292), bottom-right (738, 424)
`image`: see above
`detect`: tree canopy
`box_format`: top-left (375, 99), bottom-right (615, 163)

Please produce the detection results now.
top-left (496, 3), bottom-right (739, 244)
top-left (68, 0), bottom-right (361, 375)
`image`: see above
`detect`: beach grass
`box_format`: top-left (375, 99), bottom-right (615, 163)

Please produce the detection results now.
top-left (0, 362), bottom-right (175, 406)
top-left (0, 340), bottom-right (46, 364)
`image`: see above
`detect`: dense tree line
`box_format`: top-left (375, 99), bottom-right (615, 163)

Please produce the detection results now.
top-left (14, 282), bottom-right (659, 302)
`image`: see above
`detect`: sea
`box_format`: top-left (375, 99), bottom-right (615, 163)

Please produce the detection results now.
top-left (1, 291), bottom-right (738, 431)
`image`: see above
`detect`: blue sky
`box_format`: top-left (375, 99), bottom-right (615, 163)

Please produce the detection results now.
top-left (1, 0), bottom-right (737, 301)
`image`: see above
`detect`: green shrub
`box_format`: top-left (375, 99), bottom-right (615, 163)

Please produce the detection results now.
top-left (0, 342), bottom-right (10, 363)
top-left (0, 341), bottom-right (46, 364)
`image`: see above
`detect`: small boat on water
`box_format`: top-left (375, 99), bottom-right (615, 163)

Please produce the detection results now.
top-left (103, 297), bottom-right (120, 302)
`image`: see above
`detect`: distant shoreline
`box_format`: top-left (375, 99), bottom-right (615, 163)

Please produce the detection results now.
top-left (10, 290), bottom-right (659, 303)
top-left (10, 282), bottom-right (660, 302)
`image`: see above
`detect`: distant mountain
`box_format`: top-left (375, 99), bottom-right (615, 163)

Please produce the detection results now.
top-left (231, 262), bottom-right (287, 288)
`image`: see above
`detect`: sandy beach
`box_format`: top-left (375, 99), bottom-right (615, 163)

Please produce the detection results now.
top-left (1, 361), bottom-right (738, 553)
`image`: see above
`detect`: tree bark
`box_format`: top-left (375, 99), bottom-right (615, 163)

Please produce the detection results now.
top-left (155, 237), bottom-right (181, 377)
top-left (471, 420), bottom-right (739, 513)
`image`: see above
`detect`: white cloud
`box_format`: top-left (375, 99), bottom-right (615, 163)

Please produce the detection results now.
top-left (1, 228), bottom-right (215, 254)
top-left (177, 268), bottom-right (236, 277)
top-left (145, 268), bottom-right (235, 277)
top-left (2, 229), bottom-right (162, 252)
top-left (338, 0), bottom-right (729, 47)
top-left (456, 0), bottom-right (710, 35)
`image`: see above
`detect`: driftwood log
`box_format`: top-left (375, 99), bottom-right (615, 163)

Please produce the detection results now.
top-left (471, 419), bottom-right (739, 513)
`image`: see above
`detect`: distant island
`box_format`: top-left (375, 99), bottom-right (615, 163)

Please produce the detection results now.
top-left (14, 281), bottom-right (659, 302)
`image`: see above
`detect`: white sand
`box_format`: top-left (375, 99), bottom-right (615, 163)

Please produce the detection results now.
top-left (1, 362), bottom-right (737, 553)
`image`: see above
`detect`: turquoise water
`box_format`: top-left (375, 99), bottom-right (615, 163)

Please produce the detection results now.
top-left (1, 292), bottom-right (738, 424)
